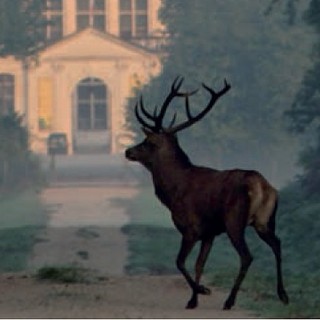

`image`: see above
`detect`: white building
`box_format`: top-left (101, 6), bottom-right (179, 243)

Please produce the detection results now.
top-left (0, 0), bottom-right (165, 154)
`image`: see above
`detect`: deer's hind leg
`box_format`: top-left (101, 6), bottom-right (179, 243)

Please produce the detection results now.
top-left (254, 221), bottom-right (289, 304)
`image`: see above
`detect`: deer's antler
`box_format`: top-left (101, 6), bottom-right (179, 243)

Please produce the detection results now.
top-left (134, 77), bottom-right (231, 133)
top-left (135, 76), bottom-right (198, 132)
top-left (167, 79), bottom-right (231, 133)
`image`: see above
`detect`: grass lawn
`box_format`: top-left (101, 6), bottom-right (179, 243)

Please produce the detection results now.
top-left (0, 190), bottom-right (47, 272)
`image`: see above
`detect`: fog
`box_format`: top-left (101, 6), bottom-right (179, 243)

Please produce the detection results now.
top-left (41, 154), bottom-right (140, 185)
top-left (0, 2), bottom-right (316, 314)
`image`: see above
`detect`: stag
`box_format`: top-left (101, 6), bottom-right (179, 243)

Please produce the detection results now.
top-left (125, 77), bottom-right (289, 310)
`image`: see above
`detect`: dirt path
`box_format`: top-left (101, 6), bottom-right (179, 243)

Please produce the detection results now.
top-left (0, 183), bottom-right (255, 318)
top-left (28, 185), bottom-right (137, 275)
top-left (0, 274), bottom-right (255, 318)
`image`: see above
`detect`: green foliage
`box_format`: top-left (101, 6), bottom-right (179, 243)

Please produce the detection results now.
top-left (305, 0), bottom-right (320, 32)
top-left (0, 226), bottom-right (42, 272)
top-left (36, 266), bottom-right (93, 284)
top-left (286, 61), bottom-right (320, 134)
top-left (0, 113), bottom-right (28, 157)
top-left (295, 141), bottom-right (320, 195)
top-left (265, 0), bottom-right (305, 25)
top-left (234, 272), bottom-right (320, 318)
top-left (283, 0), bottom-right (320, 195)
top-left (0, 0), bottom-right (47, 59)
top-left (0, 113), bottom-right (45, 192)
top-left (0, 190), bottom-right (47, 272)
top-left (277, 182), bottom-right (320, 274)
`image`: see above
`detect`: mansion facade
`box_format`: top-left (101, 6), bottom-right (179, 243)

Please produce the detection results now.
top-left (0, 0), bottom-right (165, 154)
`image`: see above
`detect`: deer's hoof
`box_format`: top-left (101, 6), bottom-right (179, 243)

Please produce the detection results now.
top-left (198, 285), bottom-right (211, 295)
top-left (223, 299), bottom-right (234, 310)
top-left (223, 303), bottom-right (232, 310)
top-left (279, 290), bottom-right (289, 305)
top-left (186, 298), bottom-right (198, 309)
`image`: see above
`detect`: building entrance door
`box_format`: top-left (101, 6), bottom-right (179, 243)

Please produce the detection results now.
top-left (73, 77), bottom-right (110, 153)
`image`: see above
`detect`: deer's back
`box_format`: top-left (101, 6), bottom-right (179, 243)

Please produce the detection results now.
top-left (169, 166), bottom-right (277, 238)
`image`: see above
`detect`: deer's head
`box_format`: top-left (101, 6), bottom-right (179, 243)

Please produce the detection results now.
top-left (125, 77), bottom-right (231, 170)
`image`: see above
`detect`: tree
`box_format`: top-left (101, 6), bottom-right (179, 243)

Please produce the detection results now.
top-left (286, 0), bottom-right (320, 133)
top-left (0, 0), bottom-right (47, 191)
top-left (0, 113), bottom-right (42, 191)
top-left (0, 0), bottom-right (49, 123)
top-left (0, 0), bottom-right (47, 59)
top-left (127, 0), bottom-right (311, 186)
top-left (281, 0), bottom-right (320, 195)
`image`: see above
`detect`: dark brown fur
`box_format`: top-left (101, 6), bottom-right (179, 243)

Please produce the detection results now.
top-left (125, 78), bottom-right (289, 310)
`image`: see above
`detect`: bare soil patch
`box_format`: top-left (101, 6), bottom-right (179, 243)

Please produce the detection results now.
top-left (0, 273), bottom-right (254, 318)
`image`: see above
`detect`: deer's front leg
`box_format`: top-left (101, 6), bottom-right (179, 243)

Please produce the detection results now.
top-left (176, 236), bottom-right (200, 309)
top-left (195, 238), bottom-right (214, 294)
top-left (184, 238), bottom-right (214, 309)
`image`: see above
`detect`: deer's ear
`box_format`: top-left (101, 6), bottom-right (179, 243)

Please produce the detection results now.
top-left (142, 127), bottom-right (153, 137)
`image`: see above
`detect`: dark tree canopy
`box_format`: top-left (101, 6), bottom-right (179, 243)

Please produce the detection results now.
top-left (285, 0), bottom-right (320, 133)
top-left (0, 0), bottom-right (47, 59)
top-left (0, 112), bottom-right (43, 191)
top-left (283, 0), bottom-right (320, 195)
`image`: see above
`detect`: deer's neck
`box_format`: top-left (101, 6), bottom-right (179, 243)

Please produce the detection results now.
top-left (150, 153), bottom-right (192, 208)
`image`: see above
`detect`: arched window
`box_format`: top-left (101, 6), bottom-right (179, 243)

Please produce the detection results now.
top-left (76, 78), bottom-right (107, 131)
top-left (0, 74), bottom-right (14, 116)
top-left (77, 0), bottom-right (106, 32)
